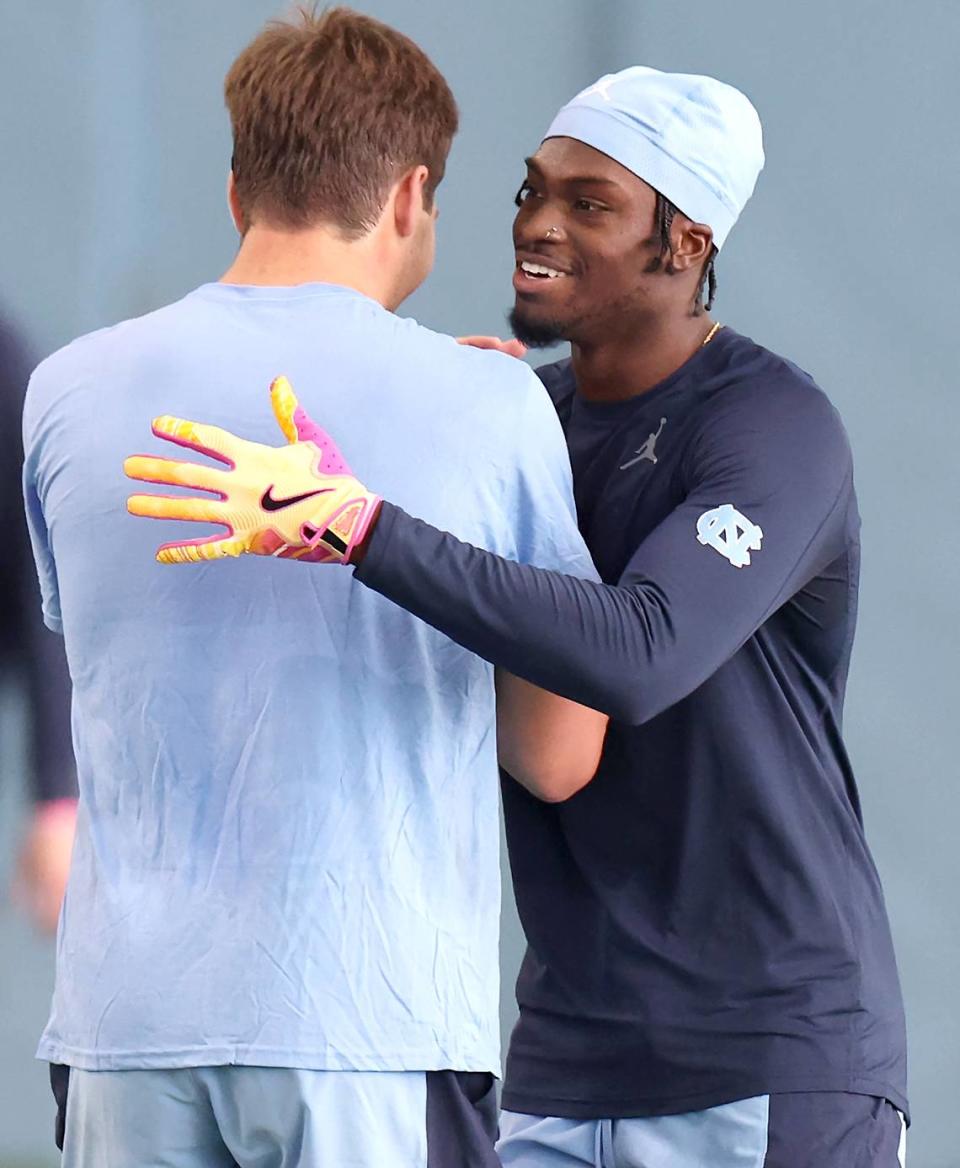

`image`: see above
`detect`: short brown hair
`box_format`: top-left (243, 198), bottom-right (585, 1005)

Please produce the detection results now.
top-left (225, 6), bottom-right (459, 236)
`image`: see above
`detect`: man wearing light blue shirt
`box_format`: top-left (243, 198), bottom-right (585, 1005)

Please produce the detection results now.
top-left (21, 10), bottom-right (605, 1166)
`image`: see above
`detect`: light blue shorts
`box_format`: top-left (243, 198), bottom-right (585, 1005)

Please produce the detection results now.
top-left (498, 1097), bottom-right (770, 1168)
top-left (497, 1093), bottom-right (906, 1168)
top-left (61, 1065), bottom-right (499, 1168)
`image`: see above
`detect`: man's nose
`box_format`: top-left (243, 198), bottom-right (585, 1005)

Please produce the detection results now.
top-left (514, 207), bottom-right (568, 247)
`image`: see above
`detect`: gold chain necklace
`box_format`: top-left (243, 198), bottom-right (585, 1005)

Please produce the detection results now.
top-left (701, 321), bottom-right (722, 347)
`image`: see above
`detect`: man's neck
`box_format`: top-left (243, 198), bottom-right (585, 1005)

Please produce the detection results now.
top-left (221, 223), bottom-right (392, 307)
top-left (571, 313), bottom-right (718, 403)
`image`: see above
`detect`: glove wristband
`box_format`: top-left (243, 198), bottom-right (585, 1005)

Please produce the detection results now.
top-left (301, 489), bottom-right (382, 564)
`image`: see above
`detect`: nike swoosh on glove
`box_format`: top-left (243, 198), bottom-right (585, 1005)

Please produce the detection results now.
top-left (124, 376), bottom-right (381, 565)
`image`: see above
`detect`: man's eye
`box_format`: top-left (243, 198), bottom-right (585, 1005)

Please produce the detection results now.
top-left (514, 182), bottom-right (539, 207)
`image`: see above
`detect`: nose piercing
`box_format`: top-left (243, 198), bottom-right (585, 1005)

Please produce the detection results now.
top-left (545, 226), bottom-right (560, 238)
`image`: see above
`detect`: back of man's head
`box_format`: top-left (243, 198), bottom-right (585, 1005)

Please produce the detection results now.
top-left (225, 6), bottom-right (458, 238)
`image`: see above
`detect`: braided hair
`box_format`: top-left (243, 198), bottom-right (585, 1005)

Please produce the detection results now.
top-left (647, 191), bottom-right (717, 313)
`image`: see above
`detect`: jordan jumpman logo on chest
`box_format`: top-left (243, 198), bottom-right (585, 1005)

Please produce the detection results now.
top-left (620, 417), bottom-right (667, 470)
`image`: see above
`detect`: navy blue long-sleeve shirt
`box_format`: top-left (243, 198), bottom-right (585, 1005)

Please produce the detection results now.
top-left (355, 327), bottom-right (907, 1119)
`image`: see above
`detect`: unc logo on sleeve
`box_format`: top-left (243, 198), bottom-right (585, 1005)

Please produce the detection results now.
top-left (696, 504), bottom-right (763, 568)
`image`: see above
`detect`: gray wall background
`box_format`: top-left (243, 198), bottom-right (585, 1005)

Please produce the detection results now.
top-left (0, 1), bottom-right (956, 1164)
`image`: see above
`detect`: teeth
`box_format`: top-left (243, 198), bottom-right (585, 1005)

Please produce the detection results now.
top-left (520, 261), bottom-right (567, 279)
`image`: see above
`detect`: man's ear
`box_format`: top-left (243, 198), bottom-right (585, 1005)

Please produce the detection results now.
top-left (670, 218), bottom-right (713, 273)
top-left (393, 165), bottom-right (431, 239)
top-left (227, 171), bottom-right (246, 235)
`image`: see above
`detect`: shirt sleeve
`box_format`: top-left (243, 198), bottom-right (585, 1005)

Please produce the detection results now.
top-left (356, 383), bottom-right (853, 723)
top-left (22, 371), bottom-right (78, 800)
top-left (22, 401), bottom-right (64, 635)
top-left (8, 347), bottom-right (77, 801)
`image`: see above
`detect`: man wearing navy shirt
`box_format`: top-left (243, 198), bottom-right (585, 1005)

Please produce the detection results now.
top-left (130, 66), bottom-right (908, 1167)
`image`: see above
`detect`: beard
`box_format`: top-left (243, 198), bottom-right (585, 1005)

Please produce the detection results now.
top-left (511, 278), bottom-right (660, 350)
top-left (508, 305), bottom-right (574, 349)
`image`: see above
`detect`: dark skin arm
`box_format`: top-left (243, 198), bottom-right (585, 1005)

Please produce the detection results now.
top-left (495, 670), bottom-right (608, 802)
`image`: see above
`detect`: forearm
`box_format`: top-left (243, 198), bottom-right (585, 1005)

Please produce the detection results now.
top-left (495, 669), bottom-right (608, 802)
top-left (355, 504), bottom-right (655, 723)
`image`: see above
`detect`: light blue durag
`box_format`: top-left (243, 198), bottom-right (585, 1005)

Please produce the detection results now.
top-left (543, 66), bottom-right (765, 249)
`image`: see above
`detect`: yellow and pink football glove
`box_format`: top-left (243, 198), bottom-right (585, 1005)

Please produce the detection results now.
top-left (124, 376), bottom-right (381, 565)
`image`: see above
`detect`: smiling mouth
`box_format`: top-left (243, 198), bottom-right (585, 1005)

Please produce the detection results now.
top-left (514, 260), bottom-right (573, 297)
top-left (517, 260), bottom-right (569, 280)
